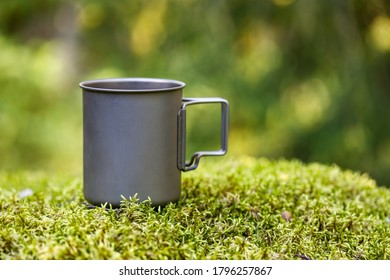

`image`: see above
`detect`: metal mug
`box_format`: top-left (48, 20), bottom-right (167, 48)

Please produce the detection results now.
top-left (79, 78), bottom-right (229, 207)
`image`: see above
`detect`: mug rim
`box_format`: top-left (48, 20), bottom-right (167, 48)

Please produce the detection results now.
top-left (79, 77), bottom-right (186, 93)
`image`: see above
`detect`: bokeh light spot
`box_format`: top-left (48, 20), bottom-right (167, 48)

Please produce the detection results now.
top-left (369, 15), bottom-right (390, 52)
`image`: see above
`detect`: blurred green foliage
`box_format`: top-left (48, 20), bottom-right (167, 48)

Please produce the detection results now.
top-left (1, 0), bottom-right (390, 185)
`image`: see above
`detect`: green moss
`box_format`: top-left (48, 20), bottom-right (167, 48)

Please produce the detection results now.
top-left (0, 156), bottom-right (389, 260)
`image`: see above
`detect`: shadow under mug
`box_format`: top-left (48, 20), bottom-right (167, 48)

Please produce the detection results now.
top-left (79, 78), bottom-right (229, 207)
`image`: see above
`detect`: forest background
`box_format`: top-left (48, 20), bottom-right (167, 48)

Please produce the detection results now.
top-left (1, 0), bottom-right (390, 187)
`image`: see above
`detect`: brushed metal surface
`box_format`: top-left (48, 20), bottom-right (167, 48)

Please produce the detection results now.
top-left (81, 78), bottom-right (183, 207)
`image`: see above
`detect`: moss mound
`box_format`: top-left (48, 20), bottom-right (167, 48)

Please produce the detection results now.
top-left (0, 156), bottom-right (389, 259)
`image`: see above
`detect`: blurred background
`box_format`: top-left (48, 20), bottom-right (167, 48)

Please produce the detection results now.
top-left (1, 0), bottom-right (390, 186)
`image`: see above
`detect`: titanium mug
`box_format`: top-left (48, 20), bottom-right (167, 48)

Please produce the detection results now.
top-left (79, 78), bottom-right (229, 207)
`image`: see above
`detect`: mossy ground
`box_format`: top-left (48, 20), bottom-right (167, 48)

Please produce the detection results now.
top-left (0, 156), bottom-right (389, 260)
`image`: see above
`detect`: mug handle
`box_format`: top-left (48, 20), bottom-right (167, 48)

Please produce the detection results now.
top-left (177, 97), bottom-right (229, 171)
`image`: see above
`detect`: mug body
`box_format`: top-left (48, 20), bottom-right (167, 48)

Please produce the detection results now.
top-left (80, 78), bottom-right (185, 207)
